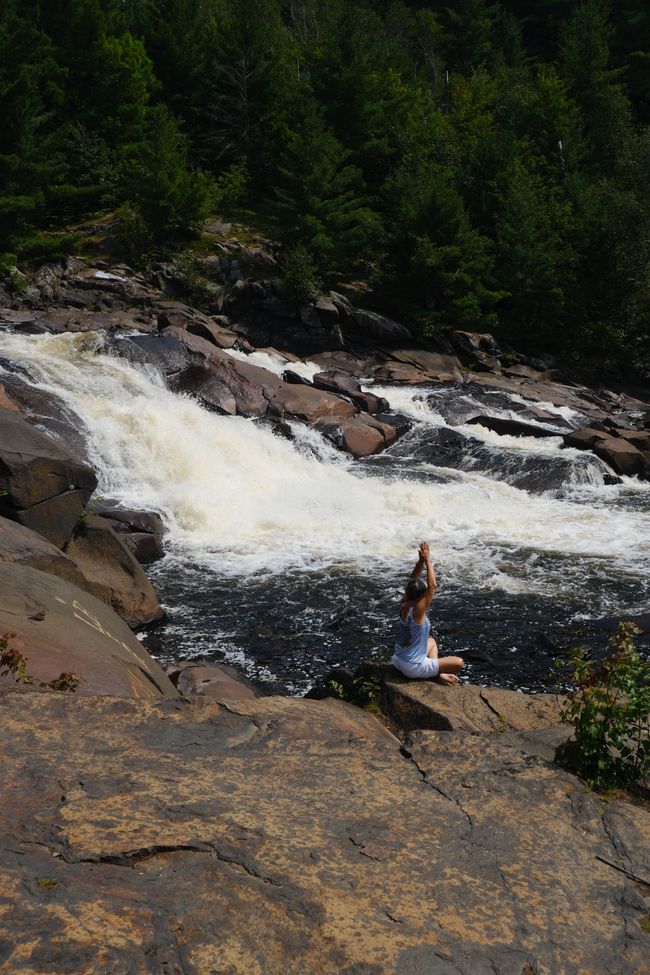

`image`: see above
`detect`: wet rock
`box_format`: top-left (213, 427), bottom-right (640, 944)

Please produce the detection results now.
top-left (91, 504), bottom-right (164, 537)
top-left (592, 436), bottom-right (646, 477)
top-left (564, 425), bottom-right (611, 450)
top-left (0, 565), bottom-right (176, 697)
top-left (120, 532), bottom-right (164, 565)
top-left (312, 371), bottom-right (389, 414)
top-left (0, 405), bottom-right (97, 547)
top-left (116, 332), bottom-right (194, 379)
top-left (0, 690), bottom-right (647, 974)
top-left (268, 383), bottom-right (357, 424)
top-left (0, 382), bottom-right (21, 414)
top-left (314, 415), bottom-right (397, 457)
top-left (64, 515), bottom-right (164, 627)
top-left (466, 414), bottom-right (563, 438)
top-left (308, 350), bottom-right (371, 377)
top-left (0, 371), bottom-right (93, 461)
top-left (91, 504), bottom-right (166, 562)
top-left (283, 370), bottom-right (313, 386)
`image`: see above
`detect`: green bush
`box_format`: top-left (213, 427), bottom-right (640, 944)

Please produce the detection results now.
top-left (281, 245), bottom-right (322, 305)
top-left (556, 623), bottom-right (650, 790)
top-left (214, 162), bottom-right (250, 212)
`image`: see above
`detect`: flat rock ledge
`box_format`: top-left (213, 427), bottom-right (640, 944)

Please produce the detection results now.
top-left (0, 688), bottom-right (648, 975)
top-left (357, 661), bottom-right (567, 735)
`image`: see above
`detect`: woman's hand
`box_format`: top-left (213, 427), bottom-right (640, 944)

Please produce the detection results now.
top-left (419, 540), bottom-right (431, 561)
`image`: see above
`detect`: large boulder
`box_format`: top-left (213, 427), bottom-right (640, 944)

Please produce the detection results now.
top-left (0, 372), bottom-right (94, 462)
top-left (564, 425), bottom-right (648, 477)
top-left (0, 690), bottom-right (647, 974)
top-left (0, 405), bottom-right (97, 547)
top-left (0, 564), bottom-right (176, 697)
top-left (356, 662), bottom-right (566, 734)
top-left (314, 414), bottom-right (398, 457)
top-left (592, 435), bottom-right (646, 477)
top-left (64, 515), bottom-right (164, 627)
top-left (91, 504), bottom-right (165, 565)
top-left (347, 307), bottom-right (412, 344)
top-left (312, 370), bottom-right (389, 414)
top-left (169, 661), bottom-right (259, 701)
top-left (449, 329), bottom-right (501, 372)
top-left (268, 383), bottom-right (357, 424)
top-left (0, 515), bottom-right (93, 592)
top-left (383, 348), bottom-right (465, 383)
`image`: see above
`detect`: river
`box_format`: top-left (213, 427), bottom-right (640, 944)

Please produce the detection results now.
top-left (1, 330), bottom-right (649, 694)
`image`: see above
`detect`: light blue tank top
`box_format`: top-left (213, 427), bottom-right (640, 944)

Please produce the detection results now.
top-left (394, 607), bottom-right (430, 664)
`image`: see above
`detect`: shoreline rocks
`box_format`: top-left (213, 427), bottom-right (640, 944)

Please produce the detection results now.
top-left (0, 564), bottom-right (176, 698)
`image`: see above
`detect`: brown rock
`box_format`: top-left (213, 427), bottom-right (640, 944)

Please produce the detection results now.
top-left (0, 382), bottom-right (20, 414)
top-left (0, 405), bottom-right (97, 510)
top-left (0, 690), bottom-right (646, 974)
top-left (0, 406), bottom-right (97, 547)
top-left (315, 414), bottom-right (397, 457)
top-left (308, 350), bottom-right (371, 376)
top-left (268, 383), bottom-right (357, 423)
top-left (312, 370), bottom-right (389, 414)
top-left (15, 488), bottom-right (90, 549)
top-left (64, 515), bottom-right (164, 627)
top-left (164, 327), bottom-right (282, 416)
top-left (386, 348), bottom-right (465, 382)
top-left (564, 425), bottom-right (610, 450)
top-left (120, 531), bottom-right (164, 564)
top-left (0, 565), bottom-right (176, 697)
top-left (359, 662), bottom-right (566, 734)
top-left (372, 362), bottom-right (432, 384)
top-left (592, 436), bottom-right (645, 476)
top-left (0, 515), bottom-right (93, 592)
top-left (173, 663), bottom-right (259, 701)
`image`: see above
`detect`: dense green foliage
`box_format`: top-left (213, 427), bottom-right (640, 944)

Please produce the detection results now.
top-left (2, 0), bottom-right (650, 361)
top-left (557, 624), bottom-right (650, 791)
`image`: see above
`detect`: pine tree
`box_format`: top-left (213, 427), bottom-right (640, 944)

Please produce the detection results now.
top-left (265, 100), bottom-right (383, 268)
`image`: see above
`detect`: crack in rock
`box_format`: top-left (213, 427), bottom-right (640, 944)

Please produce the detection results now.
top-left (399, 745), bottom-right (474, 834)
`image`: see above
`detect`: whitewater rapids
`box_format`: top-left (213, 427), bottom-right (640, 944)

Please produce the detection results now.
top-left (0, 330), bottom-right (648, 610)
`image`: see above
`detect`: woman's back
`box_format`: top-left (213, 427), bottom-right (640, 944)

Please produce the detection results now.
top-left (394, 606), bottom-right (430, 664)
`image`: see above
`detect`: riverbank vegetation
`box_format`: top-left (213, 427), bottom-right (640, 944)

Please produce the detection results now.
top-left (2, 1), bottom-right (650, 365)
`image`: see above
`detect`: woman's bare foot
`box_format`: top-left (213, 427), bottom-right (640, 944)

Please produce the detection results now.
top-left (438, 673), bottom-right (460, 685)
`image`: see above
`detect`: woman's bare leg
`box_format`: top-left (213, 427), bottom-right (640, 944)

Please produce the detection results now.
top-left (437, 655), bottom-right (465, 685)
top-left (426, 637), bottom-right (438, 660)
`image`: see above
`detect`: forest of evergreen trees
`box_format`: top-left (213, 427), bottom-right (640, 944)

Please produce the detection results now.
top-left (2, 0), bottom-right (650, 363)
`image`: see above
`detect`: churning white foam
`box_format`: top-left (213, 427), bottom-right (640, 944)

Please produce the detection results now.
top-left (224, 346), bottom-right (321, 380)
top-left (0, 331), bottom-right (648, 599)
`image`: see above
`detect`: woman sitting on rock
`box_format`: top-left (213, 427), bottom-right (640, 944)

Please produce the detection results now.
top-left (391, 541), bottom-right (465, 684)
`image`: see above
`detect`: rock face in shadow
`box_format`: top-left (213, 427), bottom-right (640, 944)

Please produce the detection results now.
top-left (0, 689), bottom-right (647, 975)
top-left (0, 405), bottom-right (97, 547)
top-left (0, 515), bottom-right (93, 593)
top-left (0, 564), bottom-right (176, 697)
top-left (63, 515), bottom-right (164, 627)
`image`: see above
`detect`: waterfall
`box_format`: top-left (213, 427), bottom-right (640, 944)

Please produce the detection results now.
top-left (1, 330), bottom-right (648, 605)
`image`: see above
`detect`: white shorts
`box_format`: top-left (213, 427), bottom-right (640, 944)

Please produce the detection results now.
top-left (391, 655), bottom-right (440, 679)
